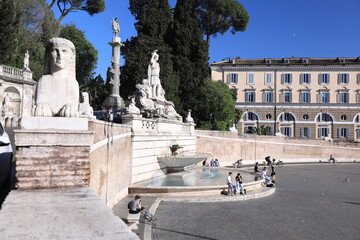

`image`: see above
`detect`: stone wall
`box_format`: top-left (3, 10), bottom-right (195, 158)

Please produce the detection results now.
top-left (88, 120), bottom-right (132, 208)
top-left (122, 117), bottom-right (197, 184)
top-left (15, 129), bottom-right (93, 189)
top-left (196, 130), bottom-right (360, 165)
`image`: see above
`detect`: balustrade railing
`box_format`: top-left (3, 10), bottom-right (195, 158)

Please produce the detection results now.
top-left (0, 64), bottom-right (32, 81)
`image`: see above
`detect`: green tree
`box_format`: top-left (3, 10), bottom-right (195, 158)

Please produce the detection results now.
top-left (48, 0), bottom-right (105, 23)
top-left (0, 0), bottom-right (21, 65)
top-left (121, 0), bottom-right (175, 103)
top-left (192, 80), bottom-right (235, 130)
top-left (196, 0), bottom-right (249, 43)
top-left (59, 24), bottom-right (98, 86)
top-left (168, 0), bottom-right (210, 116)
top-left (81, 74), bottom-right (108, 109)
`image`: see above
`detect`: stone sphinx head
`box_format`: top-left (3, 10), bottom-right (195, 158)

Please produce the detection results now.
top-left (44, 38), bottom-right (76, 76)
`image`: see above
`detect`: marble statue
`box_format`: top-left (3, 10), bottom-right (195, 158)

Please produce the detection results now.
top-left (2, 95), bottom-right (11, 113)
top-left (133, 50), bottom-right (182, 121)
top-left (148, 50), bottom-right (160, 98)
top-left (229, 124), bottom-right (238, 132)
top-left (34, 38), bottom-right (79, 117)
top-left (112, 18), bottom-right (120, 37)
top-left (127, 97), bottom-right (140, 115)
top-left (185, 109), bottom-right (194, 123)
top-left (78, 92), bottom-right (94, 118)
top-left (23, 50), bottom-right (30, 70)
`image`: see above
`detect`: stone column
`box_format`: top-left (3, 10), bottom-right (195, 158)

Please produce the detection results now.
top-left (102, 34), bottom-right (124, 109)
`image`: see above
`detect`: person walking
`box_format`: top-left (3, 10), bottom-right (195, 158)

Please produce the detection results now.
top-left (271, 166), bottom-right (276, 184)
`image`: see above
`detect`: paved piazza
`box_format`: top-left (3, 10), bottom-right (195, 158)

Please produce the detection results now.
top-left (152, 164), bottom-right (360, 240)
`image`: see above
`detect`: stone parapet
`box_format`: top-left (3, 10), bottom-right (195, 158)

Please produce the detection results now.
top-left (14, 129), bottom-right (93, 189)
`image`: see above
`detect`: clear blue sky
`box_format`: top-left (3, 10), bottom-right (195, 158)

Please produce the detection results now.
top-left (48, 0), bottom-right (360, 78)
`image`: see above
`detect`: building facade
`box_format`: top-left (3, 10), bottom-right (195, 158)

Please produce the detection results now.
top-left (0, 64), bottom-right (36, 127)
top-left (211, 57), bottom-right (360, 142)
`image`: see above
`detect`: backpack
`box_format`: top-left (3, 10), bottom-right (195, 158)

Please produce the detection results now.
top-left (221, 190), bottom-right (229, 195)
top-left (127, 200), bottom-right (134, 210)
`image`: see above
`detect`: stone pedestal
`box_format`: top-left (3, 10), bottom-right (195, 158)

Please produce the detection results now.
top-left (14, 117), bottom-right (94, 189)
top-left (102, 94), bottom-right (124, 110)
top-left (122, 115), bottom-right (196, 184)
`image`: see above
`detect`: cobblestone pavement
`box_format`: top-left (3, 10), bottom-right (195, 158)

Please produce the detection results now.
top-left (152, 164), bottom-right (360, 240)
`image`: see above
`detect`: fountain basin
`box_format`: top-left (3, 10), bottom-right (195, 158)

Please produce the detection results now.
top-left (129, 167), bottom-right (263, 196)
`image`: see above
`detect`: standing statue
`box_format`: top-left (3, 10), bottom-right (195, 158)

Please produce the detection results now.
top-left (147, 50), bottom-right (160, 98)
top-left (112, 18), bottom-right (120, 37)
top-left (23, 50), bottom-right (30, 70)
top-left (34, 38), bottom-right (79, 117)
top-left (2, 95), bottom-right (11, 113)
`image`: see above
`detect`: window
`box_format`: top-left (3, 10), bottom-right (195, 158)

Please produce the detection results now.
top-left (282, 113), bottom-right (295, 121)
top-left (300, 73), bottom-right (311, 84)
top-left (245, 112), bottom-right (258, 121)
top-left (245, 90), bottom-right (255, 102)
top-left (301, 127), bottom-right (310, 137)
top-left (303, 114), bottom-right (309, 120)
top-left (247, 73), bottom-right (255, 85)
top-left (227, 73), bottom-right (238, 84)
top-left (357, 129), bottom-right (360, 139)
top-left (300, 90), bottom-right (311, 103)
top-left (318, 127), bottom-right (329, 138)
top-left (318, 113), bottom-right (332, 122)
top-left (266, 114), bottom-right (272, 119)
top-left (357, 74), bottom-right (360, 85)
top-left (340, 115), bottom-right (347, 120)
top-left (265, 59), bottom-right (271, 64)
top-left (319, 91), bottom-right (330, 103)
top-left (319, 73), bottom-right (330, 84)
top-left (284, 59), bottom-right (290, 64)
top-left (263, 90), bottom-right (273, 103)
top-left (338, 73), bottom-right (349, 85)
top-left (282, 73), bottom-right (292, 84)
top-left (264, 73), bottom-right (273, 85)
top-left (338, 90), bottom-right (349, 103)
top-left (302, 59), bottom-right (309, 64)
top-left (281, 126), bottom-right (292, 136)
top-left (282, 90), bottom-right (292, 103)
top-left (338, 128), bottom-right (349, 138)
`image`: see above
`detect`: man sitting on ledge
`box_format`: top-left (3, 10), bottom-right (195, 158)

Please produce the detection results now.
top-left (329, 154), bottom-right (336, 163)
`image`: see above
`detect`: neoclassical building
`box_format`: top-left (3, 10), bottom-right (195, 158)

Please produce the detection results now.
top-left (211, 57), bottom-right (360, 142)
top-left (0, 64), bottom-right (36, 127)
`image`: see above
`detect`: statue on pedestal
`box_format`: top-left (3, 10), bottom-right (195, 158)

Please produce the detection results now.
top-left (33, 38), bottom-right (79, 117)
top-left (148, 50), bottom-right (160, 98)
top-left (185, 109), bottom-right (194, 123)
top-left (134, 50), bottom-right (182, 121)
top-left (23, 50), bottom-right (30, 70)
top-left (112, 18), bottom-right (120, 37)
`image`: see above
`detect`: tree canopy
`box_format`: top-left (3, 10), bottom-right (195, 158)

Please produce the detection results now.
top-left (59, 24), bottom-right (98, 86)
top-left (0, 0), bottom-right (21, 65)
top-left (48, 0), bottom-right (105, 23)
top-left (196, 0), bottom-right (249, 43)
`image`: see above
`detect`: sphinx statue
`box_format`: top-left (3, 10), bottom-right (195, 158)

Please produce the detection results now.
top-left (78, 92), bottom-right (94, 118)
top-left (34, 38), bottom-right (79, 117)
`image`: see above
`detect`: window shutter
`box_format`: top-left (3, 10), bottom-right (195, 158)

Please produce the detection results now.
top-left (226, 74), bottom-right (230, 84)
top-left (235, 74), bottom-right (238, 84)
top-left (289, 74), bottom-right (292, 84)
top-left (338, 74), bottom-right (340, 84)
top-left (337, 128), bottom-right (340, 138)
top-left (318, 128), bottom-right (321, 137)
top-left (281, 74), bottom-right (284, 84)
top-left (300, 128), bottom-right (304, 137)
top-left (318, 74), bottom-right (321, 84)
top-left (346, 128), bottom-right (349, 138)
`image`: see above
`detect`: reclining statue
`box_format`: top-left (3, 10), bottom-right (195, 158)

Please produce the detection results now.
top-left (34, 38), bottom-right (79, 117)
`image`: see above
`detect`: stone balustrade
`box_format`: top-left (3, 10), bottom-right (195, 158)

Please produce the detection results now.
top-left (0, 64), bottom-right (33, 81)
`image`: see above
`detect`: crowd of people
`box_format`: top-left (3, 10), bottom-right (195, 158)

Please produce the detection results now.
top-left (202, 159), bottom-right (220, 167)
